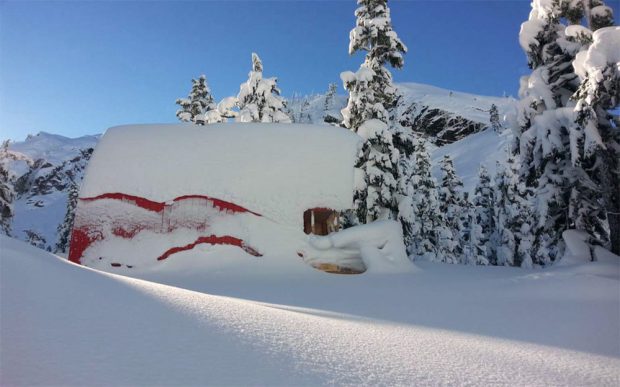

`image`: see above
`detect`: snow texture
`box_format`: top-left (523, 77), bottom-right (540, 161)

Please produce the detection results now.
top-left (2, 235), bottom-right (619, 385)
top-left (80, 123), bottom-right (362, 226)
top-left (305, 220), bottom-right (412, 274)
top-left (573, 26), bottom-right (620, 81)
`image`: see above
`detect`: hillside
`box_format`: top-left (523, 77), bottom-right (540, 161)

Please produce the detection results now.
top-left (2, 235), bottom-right (619, 385)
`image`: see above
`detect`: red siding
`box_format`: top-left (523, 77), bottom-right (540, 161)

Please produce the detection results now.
top-left (68, 193), bottom-right (262, 266)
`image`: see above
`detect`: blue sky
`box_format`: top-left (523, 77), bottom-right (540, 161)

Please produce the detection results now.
top-left (1, 1), bottom-right (616, 141)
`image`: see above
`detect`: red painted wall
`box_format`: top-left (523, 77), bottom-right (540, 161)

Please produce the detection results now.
top-left (68, 193), bottom-right (262, 266)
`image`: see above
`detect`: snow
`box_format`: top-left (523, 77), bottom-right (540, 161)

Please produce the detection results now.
top-left (432, 128), bottom-right (512, 193)
top-left (9, 131), bottom-right (99, 165)
top-left (2, 235), bottom-right (619, 385)
top-left (561, 229), bottom-right (592, 264)
top-left (573, 26), bottom-right (620, 81)
top-left (80, 123), bottom-right (362, 226)
top-left (398, 82), bottom-right (518, 128)
top-left (305, 220), bottom-right (412, 274)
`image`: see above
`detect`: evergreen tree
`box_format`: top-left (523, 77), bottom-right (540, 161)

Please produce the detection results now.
top-left (516, 0), bottom-right (578, 265)
top-left (571, 25), bottom-right (619, 254)
top-left (175, 75), bottom-right (221, 124)
top-left (341, 68), bottom-right (399, 224)
top-left (408, 138), bottom-right (441, 260)
top-left (55, 181), bottom-right (79, 254)
top-left (471, 165), bottom-right (495, 264)
top-left (438, 155), bottom-right (465, 263)
top-left (236, 53), bottom-right (291, 123)
top-left (342, 0), bottom-right (413, 231)
top-left (0, 141), bottom-right (14, 236)
top-left (489, 104), bottom-right (502, 132)
top-left (515, 0), bottom-right (616, 263)
top-left (467, 214), bottom-right (489, 266)
top-left (493, 158), bottom-right (520, 266)
top-left (324, 83), bottom-right (338, 113)
top-left (515, 181), bottom-right (536, 268)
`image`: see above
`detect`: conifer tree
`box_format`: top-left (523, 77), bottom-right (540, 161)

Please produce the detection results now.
top-left (571, 25), bottom-right (619, 254)
top-left (515, 181), bottom-right (535, 268)
top-left (408, 138), bottom-right (440, 260)
top-left (0, 141), bottom-right (14, 236)
top-left (342, 0), bottom-right (413, 231)
top-left (341, 68), bottom-right (399, 224)
top-left (489, 104), bottom-right (502, 132)
top-left (55, 181), bottom-right (79, 254)
top-left (175, 75), bottom-right (221, 124)
top-left (472, 165), bottom-right (495, 264)
top-left (438, 155), bottom-right (465, 263)
top-left (236, 53), bottom-right (291, 124)
top-left (324, 83), bottom-right (338, 113)
top-left (493, 158), bottom-right (520, 266)
top-left (515, 0), bottom-right (616, 263)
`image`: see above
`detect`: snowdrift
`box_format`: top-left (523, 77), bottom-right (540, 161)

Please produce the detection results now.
top-left (2, 235), bottom-right (619, 386)
top-left (80, 123), bottom-right (362, 226)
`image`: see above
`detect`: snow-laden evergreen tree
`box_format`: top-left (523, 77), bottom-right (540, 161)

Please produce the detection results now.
top-left (175, 75), bottom-right (222, 124)
top-left (489, 104), bottom-right (502, 132)
top-left (341, 68), bottom-right (399, 224)
top-left (515, 181), bottom-right (536, 268)
top-left (471, 165), bottom-right (495, 264)
top-left (493, 158), bottom-right (521, 266)
top-left (236, 53), bottom-right (291, 123)
top-left (407, 138), bottom-right (440, 260)
top-left (467, 213), bottom-right (489, 266)
top-left (438, 155), bottom-right (465, 263)
top-left (324, 83), bottom-right (338, 113)
top-left (515, 0), bottom-right (616, 263)
top-left (516, 0), bottom-right (591, 264)
top-left (342, 0), bottom-right (414, 236)
top-left (571, 26), bottom-right (619, 254)
top-left (0, 141), bottom-right (14, 236)
top-left (55, 181), bottom-right (79, 254)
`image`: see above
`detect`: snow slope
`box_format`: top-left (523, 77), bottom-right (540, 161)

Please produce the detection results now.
top-left (398, 82), bottom-right (517, 128)
top-left (431, 127), bottom-right (512, 192)
top-left (2, 235), bottom-right (619, 385)
top-left (4, 132), bottom-right (98, 249)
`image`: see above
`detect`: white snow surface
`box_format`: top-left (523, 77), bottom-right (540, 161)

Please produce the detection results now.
top-left (432, 128), bottom-right (512, 193)
top-left (398, 82), bottom-right (518, 127)
top-left (80, 123), bottom-right (362, 226)
top-left (306, 220), bottom-right (412, 274)
top-left (9, 131), bottom-right (99, 165)
top-left (2, 235), bottom-right (619, 385)
top-left (573, 26), bottom-right (620, 81)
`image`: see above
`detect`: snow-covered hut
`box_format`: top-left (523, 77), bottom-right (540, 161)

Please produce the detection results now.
top-left (68, 123), bottom-right (362, 268)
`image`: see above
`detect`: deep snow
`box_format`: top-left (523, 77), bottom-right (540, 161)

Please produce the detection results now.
top-left (2, 235), bottom-right (619, 385)
top-left (80, 123), bottom-right (361, 226)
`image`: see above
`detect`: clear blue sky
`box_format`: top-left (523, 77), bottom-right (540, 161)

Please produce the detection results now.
top-left (1, 0), bottom-right (616, 141)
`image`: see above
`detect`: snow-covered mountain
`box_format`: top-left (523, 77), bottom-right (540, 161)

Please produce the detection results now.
top-left (1, 83), bottom-right (516, 250)
top-left (2, 132), bottom-right (99, 250)
top-left (289, 82), bottom-right (517, 145)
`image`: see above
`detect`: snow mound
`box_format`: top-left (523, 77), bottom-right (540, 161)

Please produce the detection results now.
top-left (561, 229), bottom-right (593, 265)
top-left (2, 235), bottom-right (620, 386)
top-left (305, 220), bottom-right (413, 274)
top-left (80, 123), bottom-right (362, 226)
